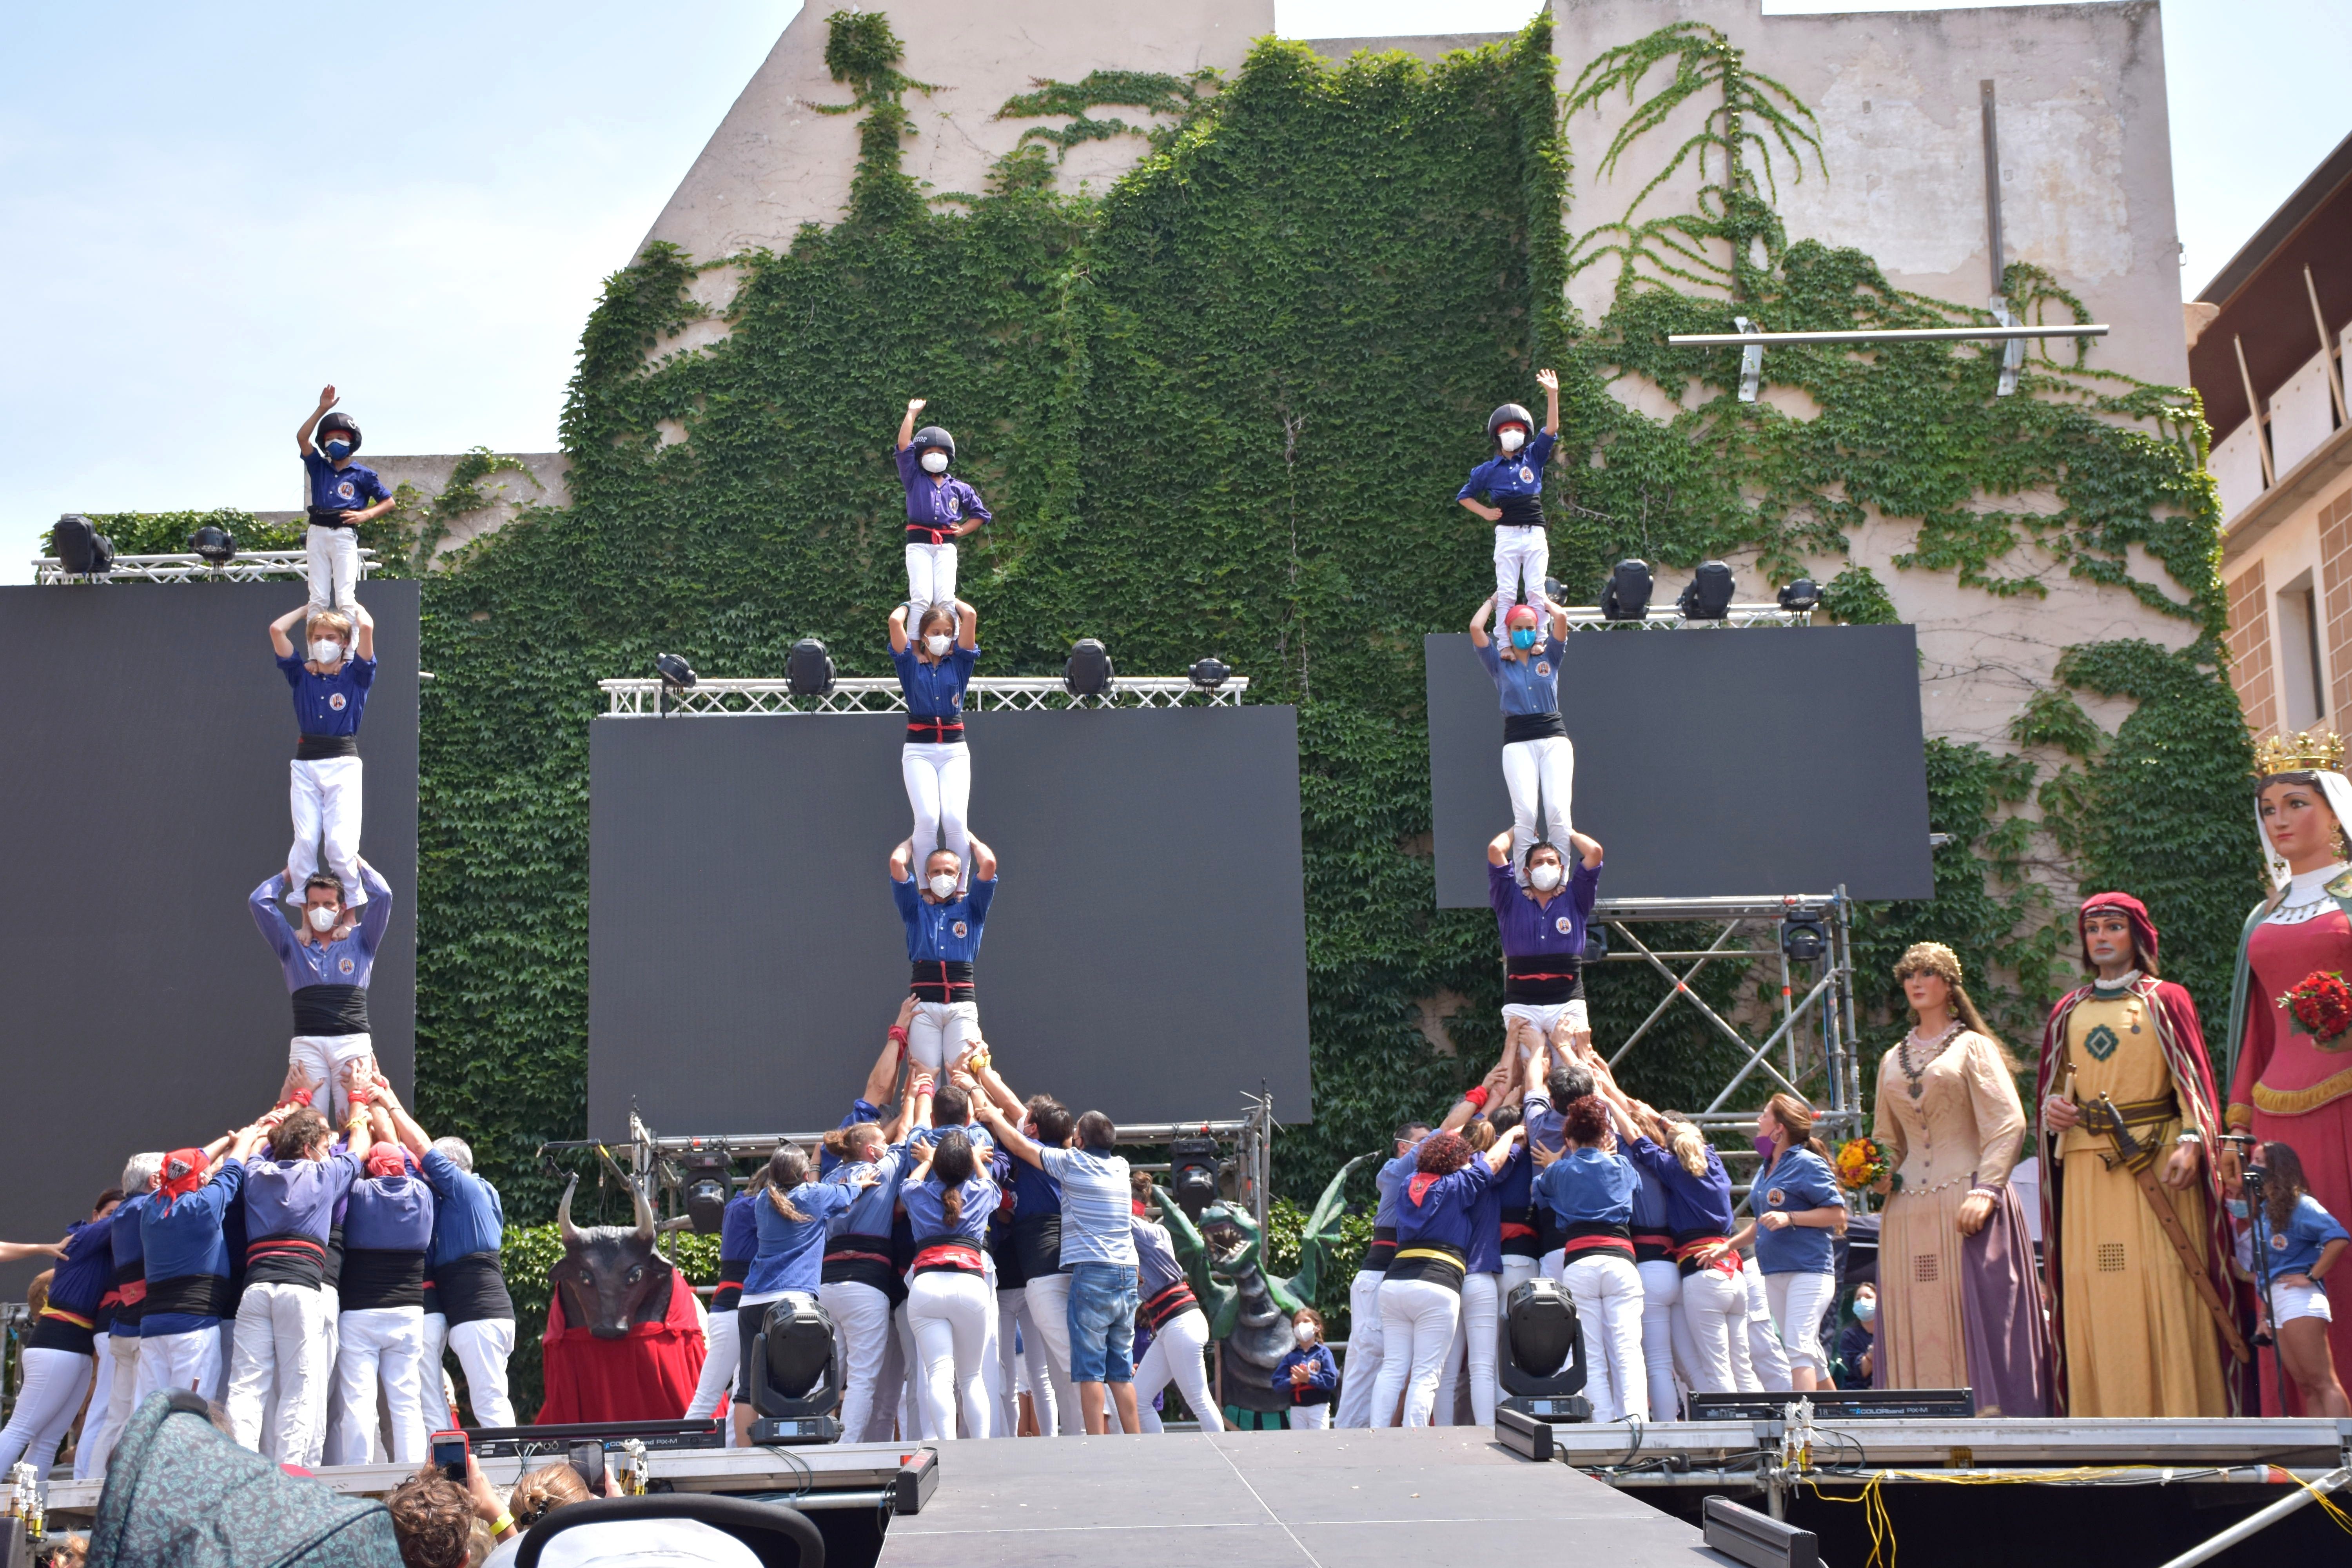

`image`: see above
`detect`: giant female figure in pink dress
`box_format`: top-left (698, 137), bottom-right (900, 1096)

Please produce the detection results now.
top-left (2226, 733), bottom-right (2352, 1414)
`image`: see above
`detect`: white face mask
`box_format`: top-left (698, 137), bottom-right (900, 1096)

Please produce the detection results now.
top-left (919, 450), bottom-right (949, 474)
top-left (310, 639), bottom-right (345, 665)
top-left (924, 633), bottom-right (952, 656)
top-left (928, 872), bottom-right (959, 898)
top-left (307, 904), bottom-right (339, 933)
top-left (1294, 1323), bottom-right (1316, 1347)
top-left (1529, 861), bottom-right (1563, 891)
top-left (1497, 428), bottom-right (1526, 453)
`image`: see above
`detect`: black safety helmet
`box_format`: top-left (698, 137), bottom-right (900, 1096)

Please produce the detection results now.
top-left (316, 412), bottom-right (362, 454)
top-left (907, 425), bottom-right (954, 466)
top-left (1487, 403), bottom-right (1533, 446)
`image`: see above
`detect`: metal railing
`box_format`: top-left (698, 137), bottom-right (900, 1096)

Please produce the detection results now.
top-left (599, 674), bottom-right (1250, 715)
top-left (1558, 604), bottom-right (1810, 632)
top-left (34, 549), bottom-right (379, 586)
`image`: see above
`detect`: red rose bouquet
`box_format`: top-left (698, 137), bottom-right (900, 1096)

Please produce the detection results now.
top-left (2279, 970), bottom-right (2352, 1044)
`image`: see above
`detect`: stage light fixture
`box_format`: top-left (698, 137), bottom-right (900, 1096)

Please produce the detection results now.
top-left (1167, 1136), bottom-right (1223, 1219)
top-left (787, 637), bottom-right (835, 697)
top-left (1599, 559), bottom-right (1651, 622)
top-left (1542, 575), bottom-right (1564, 604)
top-left (686, 1178), bottom-right (728, 1234)
top-left (749, 1295), bottom-right (844, 1444)
top-left (52, 515), bottom-right (114, 577)
top-left (1678, 561), bottom-right (1735, 620)
top-left (1065, 638), bottom-right (1114, 699)
top-left (1780, 907), bottom-right (1828, 965)
top-left (189, 523), bottom-right (237, 567)
top-left (1188, 656), bottom-right (1230, 691)
top-left (655, 653), bottom-right (698, 691)
top-left (1583, 925), bottom-right (1608, 965)
top-left (1777, 577), bottom-right (1820, 614)
top-left (1497, 1278), bottom-right (1590, 1421)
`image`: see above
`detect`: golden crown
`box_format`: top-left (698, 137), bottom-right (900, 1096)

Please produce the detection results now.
top-left (2253, 728), bottom-right (2347, 778)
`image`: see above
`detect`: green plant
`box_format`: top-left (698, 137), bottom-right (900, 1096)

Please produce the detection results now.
top-left (996, 70), bottom-right (1219, 155)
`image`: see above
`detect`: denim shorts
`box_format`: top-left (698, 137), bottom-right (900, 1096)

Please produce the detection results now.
top-left (1065, 1262), bottom-right (1137, 1384)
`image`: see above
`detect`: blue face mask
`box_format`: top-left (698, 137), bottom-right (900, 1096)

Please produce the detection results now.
top-left (1510, 628), bottom-right (1537, 651)
top-left (2225, 1198), bottom-right (2249, 1219)
top-left (323, 440), bottom-right (353, 461)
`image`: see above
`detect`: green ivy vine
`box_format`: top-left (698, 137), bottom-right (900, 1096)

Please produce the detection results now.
top-left (996, 69), bottom-right (1220, 156)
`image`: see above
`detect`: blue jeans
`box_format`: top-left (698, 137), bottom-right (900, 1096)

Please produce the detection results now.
top-left (1065, 1263), bottom-right (1137, 1385)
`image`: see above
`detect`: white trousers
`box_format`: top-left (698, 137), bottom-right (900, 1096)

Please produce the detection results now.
top-left (1764, 1270), bottom-right (1837, 1379)
top-left (1743, 1261), bottom-right (1792, 1392)
top-left (1334, 1269), bottom-right (1386, 1428)
top-left (1436, 1271), bottom-right (1501, 1426)
top-left (1637, 1260), bottom-right (1683, 1421)
top-left (289, 756), bottom-right (366, 909)
top-left (685, 1301), bottom-right (740, 1432)
top-left (1671, 1263), bottom-right (1754, 1394)
top-left (995, 1287), bottom-right (1061, 1438)
top-left (1131, 1308), bottom-right (1222, 1432)
top-left (901, 742), bottom-right (971, 883)
top-left (1501, 735), bottom-right (1574, 877)
top-left (328, 1306), bottom-right (425, 1466)
top-left (308, 1289), bottom-right (338, 1468)
top-left (1291, 1402), bottom-right (1330, 1429)
top-left (225, 1281), bottom-right (329, 1460)
top-left (91, 1334), bottom-right (142, 1477)
top-left (1018, 1272), bottom-right (1084, 1435)
top-left (1563, 1254), bottom-right (1647, 1422)
top-left (0, 1348), bottom-right (92, 1481)
top-left (73, 1334), bottom-right (118, 1481)
top-left (287, 1034), bottom-right (376, 1126)
top-left (138, 1328), bottom-right (223, 1406)
top-left (907, 1272), bottom-right (993, 1441)
top-left (1371, 1279), bottom-right (1460, 1428)
top-left (419, 1315), bottom-right (517, 1429)
top-left (907, 1000), bottom-right (981, 1075)
top-left (1492, 524), bottom-right (1548, 635)
top-left (819, 1281), bottom-right (902, 1443)
top-left (306, 523), bottom-right (361, 614)
top-left (905, 543), bottom-right (958, 630)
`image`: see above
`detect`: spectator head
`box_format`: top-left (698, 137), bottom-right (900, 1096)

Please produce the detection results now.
top-left (1293, 1305), bottom-right (1324, 1344)
top-left (1075, 1111), bottom-right (1117, 1151)
top-left (1415, 1131), bottom-right (1472, 1176)
top-left (508, 1459), bottom-right (593, 1530)
top-left (121, 1152), bottom-right (163, 1195)
top-left (931, 1081), bottom-right (971, 1129)
top-left (432, 1137), bottom-right (474, 1174)
top-left (1547, 1059), bottom-right (1594, 1106)
top-left (1392, 1120), bottom-right (1432, 1155)
top-left (269, 1107), bottom-right (333, 1162)
top-left (1130, 1169), bottom-right (1157, 1216)
top-left (92, 1187), bottom-right (124, 1221)
top-left (1561, 1095), bottom-right (1608, 1147)
top-left (1025, 1094), bottom-right (1073, 1146)
top-left (386, 1468), bottom-right (473, 1568)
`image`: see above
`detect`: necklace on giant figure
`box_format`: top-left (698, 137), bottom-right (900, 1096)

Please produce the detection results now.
top-left (1897, 1021), bottom-right (1963, 1100)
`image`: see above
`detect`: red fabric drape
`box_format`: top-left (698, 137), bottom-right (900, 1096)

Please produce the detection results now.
top-left (534, 1270), bottom-right (708, 1425)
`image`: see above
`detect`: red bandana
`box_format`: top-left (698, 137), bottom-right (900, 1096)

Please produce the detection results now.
top-left (1408, 1173), bottom-right (1441, 1205)
top-left (159, 1148), bottom-right (209, 1201)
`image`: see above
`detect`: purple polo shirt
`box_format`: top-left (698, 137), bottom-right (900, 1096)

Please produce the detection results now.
top-left (1490, 857), bottom-right (1599, 959)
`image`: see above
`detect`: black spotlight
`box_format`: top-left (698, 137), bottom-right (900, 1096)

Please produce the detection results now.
top-left (189, 523), bottom-right (237, 567)
top-left (1542, 575), bottom-right (1564, 605)
top-left (1188, 655), bottom-right (1230, 691)
top-left (1497, 1278), bottom-right (1591, 1421)
top-left (1168, 1135), bottom-right (1223, 1219)
top-left (1780, 906), bottom-right (1828, 964)
top-left (1677, 560), bottom-right (1736, 620)
top-left (1777, 577), bottom-right (1820, 614)
top-left (686, 1178), bottom-right (729, 1234)
top-left (1065, 638), bottom-right (1113, 699)
top-left (749, 1296), bottom-right (844, 1444)
top-left (51, 515), bottom-right (114, 577)
top-left (1598, 559), bottom-right (1651, 622)
top-left (655, 653), bottom-right (698, 690)
top-left (1583, 925), bottom-right (1609, 965)
top-left (787, 637), bottom-right (835, 697)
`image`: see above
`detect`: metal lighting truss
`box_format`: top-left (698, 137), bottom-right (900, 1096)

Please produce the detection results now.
top-left (1582, 891), bottom-right (1862, 1204)
top-left (1560, 604), bottom-right (1809, 632)
top-left (1667, 321), bottom-right (2110, 401)
top-left (34, 549), bottom-right (380, 586)
top-left (600, 673), bottom-right (1250, 715)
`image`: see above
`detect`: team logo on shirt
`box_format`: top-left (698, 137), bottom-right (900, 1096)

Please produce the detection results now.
top-left (1517, 466), bottom-right (1533, 483)
top-left (336, 480), bottom-right (356, 501)
top-left (1765, 1188), bottom-right (1786, 1207)
top-left (952, 921), bottom-right (968, 939)
top-left (2272, 1232), bottom-right (2290, 1251)
top-left (1555, 916), bottom-right (1573, 934)
top-left (338, 956), bottom-right (355, 975)
top-left (328, 692), bottom-right (347, 711)
top-left (1534, 661), bottom-right (1550, 677)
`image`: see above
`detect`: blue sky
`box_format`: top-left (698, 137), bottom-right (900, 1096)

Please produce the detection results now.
top-left (3, 0), bottom-right (2345, 577)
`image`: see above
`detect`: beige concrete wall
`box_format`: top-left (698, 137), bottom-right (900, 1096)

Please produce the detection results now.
top-left (642, 0), bottom-right (1272, 268)
top-left (342, 452), bottom-right (571, 563)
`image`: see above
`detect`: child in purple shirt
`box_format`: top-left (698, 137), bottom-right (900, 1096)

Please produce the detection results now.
top-left (896, 396), bottom-right (993, 630)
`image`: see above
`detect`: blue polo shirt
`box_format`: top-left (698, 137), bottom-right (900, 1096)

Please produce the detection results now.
top-left (1457, 429), bottom-right (1557, 524)
top-left (304, 452), bottom-right (389, 517)
top-left (1622, 1134), bottom-right (1735, 1237)
top-left (278, 652), bottom-right (375, 737)
top-left (890, 644), bottom-right (979, 724)
top-left (107, 1196), bottom-right (149, 1339)
top-left (745, 1181), bottom-right (857, 1298)
top-left (142, 1160), bottom-right (247, 1336)
top-left (1373, 1148), bottom-right (1421, 1230)
top-left (1753, 1148), bottom-right (1843, 1276)
top-left (1491, 858), bottom-right (1600, 960)
top-left (1533, 1148), bottom-right (1634, 1229)
top-left (894, 875), bottom-right (996, 963)
top-left (2254, 1194), bottom-right (2352, 1289)
top-left (895, 446), bottom-right (992, 536)
top-left (419, 1150), bottom-right (505, 1269)
top-left (1477, 636), bottom-right (1566, 716)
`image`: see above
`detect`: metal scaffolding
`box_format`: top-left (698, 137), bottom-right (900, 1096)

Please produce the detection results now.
top-left (34, 548), bottom-right (380, 586)
top-left (1557, 604), bottom-right (1809, 632)
top-left (599, 673), bottom-right (1249, 716)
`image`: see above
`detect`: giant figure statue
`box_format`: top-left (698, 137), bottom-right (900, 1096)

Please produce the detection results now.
top-left (2037, 893), bottom-right (2242, 1416)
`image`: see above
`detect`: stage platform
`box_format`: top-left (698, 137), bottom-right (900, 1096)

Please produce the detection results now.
top-left (875, 1427), bottom-right (1715, 1566)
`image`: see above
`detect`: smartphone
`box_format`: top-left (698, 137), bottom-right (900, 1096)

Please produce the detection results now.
top-left (430, 1429), bottom-right (468, 1484)
top-left (568, 1439), bottom-right (606, 1496)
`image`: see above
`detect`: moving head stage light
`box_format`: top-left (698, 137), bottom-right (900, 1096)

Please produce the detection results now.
top-left (52, 515), bottom-right (115, 578)
top-left (1065, 638), bottom-right (1114, 699)
top-left (1497, 1278), bottom-right (1590, 1422)
top-left (1678, 560), bottom-right (1736, 621)
top-left (189, 523), bottom-right (237, 567)
top-left (1599, 559), bottom-right (1651, 622)
top-left (749, 1296), bottom-right (845, 1445)
top-left (1780, 905), bottom-right (1829, 964)
top-left (787, 637), bottom-right (835, 697)
top-left (1189, 655), bottom-right (1231, 691)
top-left (1167, 1136), bottom-right (1223, 1219)
top-left (1777, 577), bottom-right (1820, 614)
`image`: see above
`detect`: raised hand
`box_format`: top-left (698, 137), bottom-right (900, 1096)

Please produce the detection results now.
top-left (1534, 368), bottom-right (1558, 393)
top-left (317, 385), bottom-right (339, 409)
top-left (906, 398), bottom-right (927, 415)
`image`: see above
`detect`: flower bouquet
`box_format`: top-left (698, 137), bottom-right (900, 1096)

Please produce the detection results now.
top-left (1833, 1136), bottom-right (1900, 1194)
top-left (2279, 970), bottom-right (2352, 1044)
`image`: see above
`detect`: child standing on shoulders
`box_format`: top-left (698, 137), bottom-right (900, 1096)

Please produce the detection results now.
top-left (270, 600), bottom-right (376, 910)
top-left (2227, 1140), bottom-right (2350, 1417)
top-left (296, 387), bottom-right (396, 615)
top-left (1458, 370), bottom-right (1561, 639)
top-left (896, 398), bottom-right (991, 630)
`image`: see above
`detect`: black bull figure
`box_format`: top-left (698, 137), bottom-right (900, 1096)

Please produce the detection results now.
top-left (548, 1173), bottom-right (675, 1339)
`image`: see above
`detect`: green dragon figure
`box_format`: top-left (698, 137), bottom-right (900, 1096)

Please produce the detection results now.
top-left (1156, 1154), bottom-right (1368, 1416)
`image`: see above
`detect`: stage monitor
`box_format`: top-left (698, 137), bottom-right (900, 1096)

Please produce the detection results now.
top-left (589, 706), bottom-right (1310, 1136)
top-left (0, 582), bottom-right (418, 1278)
top-left (1425, 624), bottom-right (1932, 905)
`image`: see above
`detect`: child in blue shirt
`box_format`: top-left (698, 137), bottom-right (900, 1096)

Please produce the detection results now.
top-left (1275, 1306), bottom-right (1339, 1429)
top-left (896, 397), bottom-right (993, 632)
top-left (267, 598), bottom-right (378, 915)
top-left (2229, 1141), bottom-right (2350, 1417)
top-left (295, 385), bottom-right (395, 616)
top-left (1470, 590), bottom-right (1576, 882)
top-left (1457, 369), bottom-right (1561, 639)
